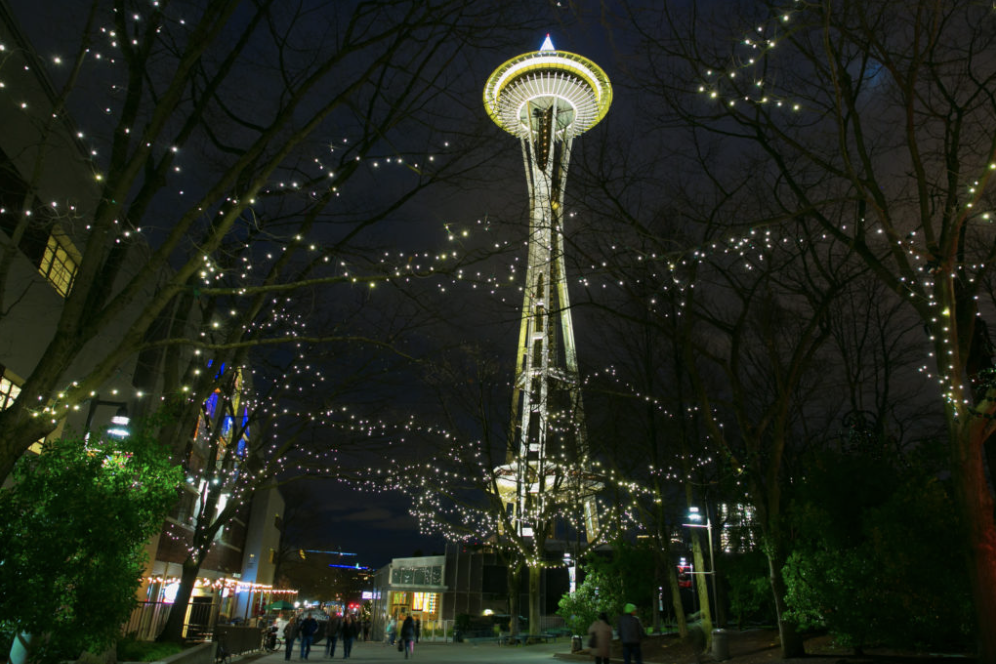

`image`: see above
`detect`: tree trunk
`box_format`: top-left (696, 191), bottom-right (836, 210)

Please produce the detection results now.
top-left (690, 530), bottom-right (713, 650)
top-left (507, 561), bottom-right (522, 638)
top-left (766, 550), bottom-right (805, 657)
top-left (956, 417), bottom-right (996, 664)
top-left (527, 565), bottom-right (542, 637)
top-left (158, 559), bottom-right (202, 642)
top-left (666, 559), bottom-right (689, 639)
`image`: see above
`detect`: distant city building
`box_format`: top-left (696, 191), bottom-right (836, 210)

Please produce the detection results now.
top-left (370, 543), bottom-right (570, 640)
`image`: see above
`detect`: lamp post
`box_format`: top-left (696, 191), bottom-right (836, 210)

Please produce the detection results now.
top-left (683, 506), bottom-right (718, 625)
top-left (83, 398), bottom-right (130, 441)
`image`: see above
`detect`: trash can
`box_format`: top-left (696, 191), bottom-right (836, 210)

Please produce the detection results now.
top-left (571, 636), bottom-right (582, 652)
top-left (712, 629), bottom-right (729, 661)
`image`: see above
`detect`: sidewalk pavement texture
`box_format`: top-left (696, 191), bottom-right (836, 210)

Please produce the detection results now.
top-left (231, 629), bottom-right (977, 664)
top-left (238, 639), bottom-right (568, 664)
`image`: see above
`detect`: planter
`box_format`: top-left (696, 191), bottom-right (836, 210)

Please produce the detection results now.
top-left (121, 641), bottom-right (214, 664)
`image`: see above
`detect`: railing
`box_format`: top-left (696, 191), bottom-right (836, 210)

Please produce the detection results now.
top-left (123, 601), bottom-right (221, 642)
top-left (214, 626), bottom-right (264, 655)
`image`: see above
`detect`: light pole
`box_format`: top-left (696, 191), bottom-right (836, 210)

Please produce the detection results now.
top-left (683, 506), bottom-right (718, 625)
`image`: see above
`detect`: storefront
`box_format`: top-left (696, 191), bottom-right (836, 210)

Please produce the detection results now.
top-left (371, 555), bottom-right (447, 640)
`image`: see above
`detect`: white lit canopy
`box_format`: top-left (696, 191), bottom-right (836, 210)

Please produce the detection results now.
top-left (483, 37), bottom-right (612, 140)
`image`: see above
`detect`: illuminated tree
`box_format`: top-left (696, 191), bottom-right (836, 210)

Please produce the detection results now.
top-left (393, 344), bottom-right (621, 638)
top-left (618, 0), bottom-right (996, 659)
top-left (0, 0), bottom-right (541, 481)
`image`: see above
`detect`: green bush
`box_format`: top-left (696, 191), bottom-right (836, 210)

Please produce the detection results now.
top-left (724, 550), bottom-right (776, 628)
top-left (117, 636), bottom-right (184, 662)
top-left (783, 450), bottom-right (973, 651)
top-left (0, 424), bottom-right (181, 661)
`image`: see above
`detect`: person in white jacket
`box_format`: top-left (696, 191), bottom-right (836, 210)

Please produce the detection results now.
top-left (587, 612), bottom-right (613, 664)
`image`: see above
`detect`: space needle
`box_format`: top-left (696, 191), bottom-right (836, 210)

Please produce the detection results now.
top-left (484, 36), bottom-right (611, 543)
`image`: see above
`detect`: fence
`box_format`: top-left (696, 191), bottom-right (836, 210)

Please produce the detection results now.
top-left (124, 601), bottom-right (221, 642)
top-left (214, 626), bottom-right (264, 655)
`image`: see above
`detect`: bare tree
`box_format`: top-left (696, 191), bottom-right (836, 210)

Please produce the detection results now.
top-left (617, 0), bottom-right (996, 658)
top-left (0, 0), bottom-right (541, 481)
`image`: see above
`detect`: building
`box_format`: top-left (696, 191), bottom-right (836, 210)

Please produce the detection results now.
top-left (369, 544), bottom-right (570, 641)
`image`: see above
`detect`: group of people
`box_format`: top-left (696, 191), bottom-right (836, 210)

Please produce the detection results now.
top-left (274, 605), bottom-right (644, 664)
top-left (278, 613), bottom-right (366, 661)
top-left (587, 603), bottom-right (645, 664)
top-left (384, 614), bottom-right (420, 659)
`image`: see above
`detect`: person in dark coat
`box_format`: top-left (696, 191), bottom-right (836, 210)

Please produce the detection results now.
top-left (341, 616), bottom-right (357, 658)
top-left (400, 615), bottom-right (415, 659)
top-left (414, 618), bottom-right (421, 644)
top-left (325, 615), bottom-right (342, 658)
top-left (300, 614), bottom-right (318, 659)
top-left (283, 616), bottom-right (300, 662)
top-left (588, 612), bottom-right (613, 664)
top-left (617, 603), bottom-right (644, 664)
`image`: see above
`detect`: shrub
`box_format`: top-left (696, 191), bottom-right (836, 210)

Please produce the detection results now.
top-left (117, 636), bottom-right (184, 662)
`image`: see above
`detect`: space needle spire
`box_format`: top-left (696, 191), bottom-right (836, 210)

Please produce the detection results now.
top-left (484, 36), bottom-right (611, 543)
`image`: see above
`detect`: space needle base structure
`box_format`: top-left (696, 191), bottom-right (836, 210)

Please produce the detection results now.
top-left (484, 36), bottom-right (611, 544)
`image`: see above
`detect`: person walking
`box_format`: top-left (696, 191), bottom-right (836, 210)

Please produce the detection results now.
top-left (386, 616), bottom-right (397, 646)
top-left (617, 603), bottom-right (644, 664)
top-left (363, 619), bottom-right (371, 642)
top-left (300, 614), bottom-right (318, 659)
top-left (400, 614), bottom-right (415, 659)
top-left (283, 616), bottom-right (300, 662)
top-left (325, 615), bottom-right (342, 658)
top-left (341, 616), bottom-right (357, 659)
top-left (588, 612), bottom-right (613, 664)
top-left (414, 618), bottom-right (421, 644)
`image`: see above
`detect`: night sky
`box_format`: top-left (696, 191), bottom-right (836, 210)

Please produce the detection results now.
top-left (2, 0), bottom-right (633, 571)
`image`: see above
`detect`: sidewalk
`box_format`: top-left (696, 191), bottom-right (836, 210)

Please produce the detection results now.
top-left (240, 638), bottom-right (569, 664)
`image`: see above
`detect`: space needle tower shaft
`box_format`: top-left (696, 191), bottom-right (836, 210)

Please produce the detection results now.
top-left (484, 36), bottom-right (611, 541)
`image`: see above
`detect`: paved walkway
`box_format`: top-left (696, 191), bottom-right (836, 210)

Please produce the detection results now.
top-left (243, 639), bottom-right (571, 664)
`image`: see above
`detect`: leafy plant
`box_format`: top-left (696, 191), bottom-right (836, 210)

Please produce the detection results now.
top-left (116, 636), bottom-right (184, 662)
top-left (782, 449), bottom-right (973, 651)
top-left (0, 422), bottom-right (181, 661)
top-left (724, 550), bottom-right (776, 629)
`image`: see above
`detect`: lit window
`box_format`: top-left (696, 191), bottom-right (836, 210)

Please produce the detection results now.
top-left (38, 233), bottom-right (79, 297)
top-left (0, 369), bottom-right (45, 454)
top-left (0, 370), bottom-right (22, 409)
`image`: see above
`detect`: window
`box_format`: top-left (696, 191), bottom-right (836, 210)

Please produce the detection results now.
top-left (391, 564), bottom-right (443, 586)
top-left (0, 368), bottom-right (22, 410)
top-left (0, 367), bottom-right (47, 454)
top-left (38, 232), bottom-right (79, 297)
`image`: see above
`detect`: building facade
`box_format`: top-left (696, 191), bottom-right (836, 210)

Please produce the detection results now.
top-left (370, 544), bottom-right (569, 641)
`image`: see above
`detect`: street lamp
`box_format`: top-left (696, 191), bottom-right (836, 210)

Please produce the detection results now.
top-left (83, 398), bottom-right (130, 441)
top-left (683, 506), bottom-right (718, 625)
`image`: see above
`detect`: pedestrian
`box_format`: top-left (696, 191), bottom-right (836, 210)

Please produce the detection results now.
top-left (386, 616), bottom-right (398, 646)
top-left (325, 615), bottom-right (342, 658)
top-left (617, 603), bottom-right (644, 664)
top-left (363, 619), bottom-right (371, 642)
top-left (300, 613), bottom-right (319, 659)
top-left (588, 612), bottom-right (612, 664)
top-left (283, 616), bottom-right (300, 662)
top-left (341, 616), bottom-right (356, 658)
top-left (400, 614), bottom-right (415, 659)
top-left (414, 617), bottom-right (420, 644)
